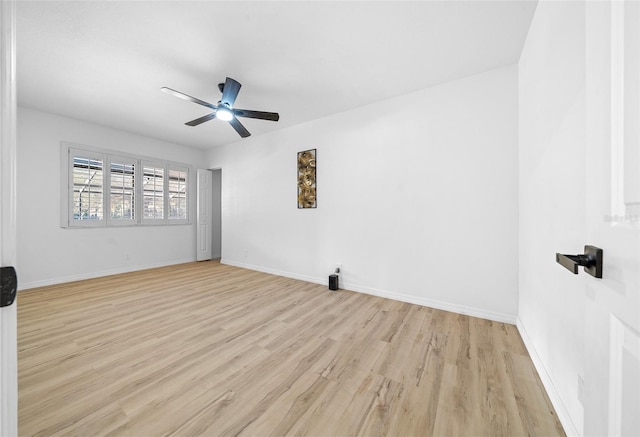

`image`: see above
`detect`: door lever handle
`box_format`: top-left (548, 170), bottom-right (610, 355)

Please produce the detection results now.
top-left (1, 266), bottom-right (17, 307)
top-left (556, 245), bottom-right (603, 278)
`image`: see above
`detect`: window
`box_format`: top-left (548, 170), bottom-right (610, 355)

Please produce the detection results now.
top-left (63, 144), bottom-right (190, 228)
top-left (168, 166), bottom-right (188, 221)
top-left (109, 157), bottom-right (136, 224)
top-left (71, 150), bottom-right (104, 225)
top-left (142, 163), bottom-right (164, 223)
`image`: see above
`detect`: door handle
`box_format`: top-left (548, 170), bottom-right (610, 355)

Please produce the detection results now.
top-left (1, 266), bottom-right (18, 307)
top-left (556, 245), bottom-right (603, 278)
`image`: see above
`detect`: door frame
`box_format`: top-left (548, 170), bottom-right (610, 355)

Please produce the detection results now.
top-left (210, 168), bottom-right (222, 260)
top-left (0, 0), bottom-right (18, 435)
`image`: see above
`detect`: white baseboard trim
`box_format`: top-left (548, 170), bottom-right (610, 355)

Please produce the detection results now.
top-left (343, 282), bottom-right (517, 325)
top-left (18, 258), bottom-right (196, 290)
top-left (222, 259), bottom-right (517, 325)
top-left (222, 259), bottom-right (327, 287)
top-left (516, 317), bottom-right (578, 437)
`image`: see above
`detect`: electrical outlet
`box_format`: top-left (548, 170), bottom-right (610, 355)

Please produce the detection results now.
top-left (577, 374), bottom-right (585, 405)
top-left (124, 253), bottom-right (130, 262)
top-left (243, 249), bottom-right (248, 258)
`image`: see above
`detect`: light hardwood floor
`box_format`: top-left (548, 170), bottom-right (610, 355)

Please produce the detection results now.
top-left (18, 261), bottom-right (565, 436)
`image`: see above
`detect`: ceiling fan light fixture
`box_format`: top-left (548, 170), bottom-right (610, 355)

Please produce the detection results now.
top-left (163, 77), bottom-right (279, 138)
top-left (216, 107), bottom-right (233, 121)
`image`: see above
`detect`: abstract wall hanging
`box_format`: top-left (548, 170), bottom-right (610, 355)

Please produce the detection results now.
top-left (297, 149), bottom-right (316, 208)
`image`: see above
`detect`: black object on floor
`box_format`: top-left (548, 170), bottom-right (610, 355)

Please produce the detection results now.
top-left (329, 274), bottom-right (339, 291)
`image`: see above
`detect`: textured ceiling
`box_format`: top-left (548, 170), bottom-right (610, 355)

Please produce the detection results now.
top-left (17, 1), bottom-right (537, 149)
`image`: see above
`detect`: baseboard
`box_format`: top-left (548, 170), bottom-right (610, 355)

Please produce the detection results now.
top-left (18, 258), bottom-right (196, 290)
top-left (343, 282), bottom-right (517, 324)
top-left (222, 259), bottom-right (517, 325)
top-left (222, 259), bottom-right (327, 287)
top-left (516, 317), bottom-right (579, 436)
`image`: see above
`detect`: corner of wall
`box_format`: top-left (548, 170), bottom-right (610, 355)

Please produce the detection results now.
top-left (516, 317), bottom-right (579, 436)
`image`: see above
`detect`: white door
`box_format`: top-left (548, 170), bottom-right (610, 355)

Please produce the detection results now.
top-left (211, 169), bottom-right (222, 259)
top-left (0, 1), bottom-right (17, 435)
top-left (584, 2), bottom-right (640, 435)
top-left (196, 169), bottom-right (212, 261)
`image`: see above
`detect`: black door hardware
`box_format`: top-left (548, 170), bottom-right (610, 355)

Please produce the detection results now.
top-left (556, 245), bottom-right (603, 278)
top-left (1, 266), bottom-right (18, 307)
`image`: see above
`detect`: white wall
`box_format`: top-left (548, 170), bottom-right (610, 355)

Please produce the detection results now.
top-left (17, 107), bottom-right (205, 289)
top-left (518, 1), bottom-right (585, 435)
top-left (207, 65), bottom-right (519, 323)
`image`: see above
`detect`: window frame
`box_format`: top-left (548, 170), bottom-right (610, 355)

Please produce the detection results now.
top-left (61, 142), bottom-right (191, 228)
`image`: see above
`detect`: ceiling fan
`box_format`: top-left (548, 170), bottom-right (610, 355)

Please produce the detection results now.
top-left (161, 77), bottom-right (279, 138)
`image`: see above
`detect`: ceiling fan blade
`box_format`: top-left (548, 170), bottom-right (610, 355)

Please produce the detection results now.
top-left (161, 87), bottom-right (217, 109)
top-left (229, 117), bottom-right (251, 138)
top-left (185, 112), bottom-right (217, 127)
top-left (220, 77), bottom-right (241, 107)
top-left (233, 109), bottom-right (279, 122)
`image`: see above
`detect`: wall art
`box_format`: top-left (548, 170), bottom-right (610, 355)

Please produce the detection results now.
top-left (297, 149), bottom-right (316, 208)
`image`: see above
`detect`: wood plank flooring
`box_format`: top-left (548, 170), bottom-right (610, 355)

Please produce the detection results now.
top-left (17, 261), bottom-right (565, 436)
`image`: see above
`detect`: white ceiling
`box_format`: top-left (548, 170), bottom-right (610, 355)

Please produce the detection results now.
top-left (17, 1), bottom-right (537, 149)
